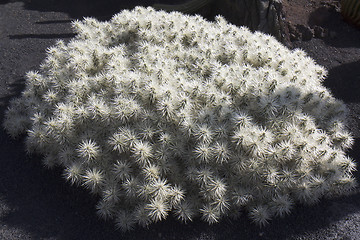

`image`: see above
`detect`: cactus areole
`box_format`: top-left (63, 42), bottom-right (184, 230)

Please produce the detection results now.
top-left (3, 7), bottom-right (357, 231)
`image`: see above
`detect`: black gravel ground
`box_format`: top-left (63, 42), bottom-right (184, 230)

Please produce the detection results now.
top-left (0, 1), bottom-right (360, 239)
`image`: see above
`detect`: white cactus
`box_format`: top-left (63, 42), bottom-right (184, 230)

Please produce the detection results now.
top-left (3, 6), bottom-right (357, 230)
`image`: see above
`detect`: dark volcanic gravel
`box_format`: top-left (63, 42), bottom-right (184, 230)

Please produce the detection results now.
top-left (0, 1), bottom-right (360, 240)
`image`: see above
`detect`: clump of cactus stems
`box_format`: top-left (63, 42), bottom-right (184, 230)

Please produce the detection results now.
top-left (341, 0), bottom-right (360, 28)
top-left (3, 6), bottom-right (357, 231)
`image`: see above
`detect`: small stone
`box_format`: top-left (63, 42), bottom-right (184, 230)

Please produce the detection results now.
top-left (313, 25), bottom-right (328, 38)
top-left (296, 24), bottom-right (314, 41)
top-left (288, 22), bottom-right (301, 41)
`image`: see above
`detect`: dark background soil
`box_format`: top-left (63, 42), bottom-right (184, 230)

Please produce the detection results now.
top-left (0, 0), bottom-right (360, 239)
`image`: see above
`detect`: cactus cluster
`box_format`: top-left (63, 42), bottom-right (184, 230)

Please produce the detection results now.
top-left (3, 7), bottom-right (357, 231)
top-left (341, 0), bottom-right (360, 28)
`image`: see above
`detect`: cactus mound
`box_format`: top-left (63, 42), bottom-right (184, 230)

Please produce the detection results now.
top-left (3, 6), bottom-right (357, 231)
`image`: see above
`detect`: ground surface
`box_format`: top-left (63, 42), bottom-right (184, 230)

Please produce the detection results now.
top-left (0, 0), bottom-right (359, 239)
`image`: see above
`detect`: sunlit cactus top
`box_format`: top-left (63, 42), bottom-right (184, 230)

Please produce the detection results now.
top-left (3, 6), bottom-right (357, 231)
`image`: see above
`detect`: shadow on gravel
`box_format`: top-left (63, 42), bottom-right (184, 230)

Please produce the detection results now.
top-left (308, 5), bottom-right (360, 49)
top-left (0, 78), bottom-right (25, 124)
top-left (1, 0), bottom-right (186, 20)
top-left (8, 33), bottom-right (76, 40)
top-left (35, 19), bottom-right (73, 24)
top-left (24, 0), bottom-right (153, 20)
top-left (325, 60), bottom-right (360, 103)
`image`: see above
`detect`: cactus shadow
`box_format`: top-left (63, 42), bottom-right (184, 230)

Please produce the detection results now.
top-left (0, 0), bottom-right (9, 4)
top-left (308, 7), bottom-right (334, 29)
top-left (324, 60), bottom-right (360, 103)
top-left (8, 33), bottom-right (76, 40)
top-left (0, 78), bottom-right (25, 124)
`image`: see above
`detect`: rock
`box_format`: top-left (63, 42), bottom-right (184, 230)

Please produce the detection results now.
top-left (296, 24), bottom-right (314, 41)
top-left (313, 25), bottom-right (328, 39)
top-left (288, 22), bottom-right (301, 41)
